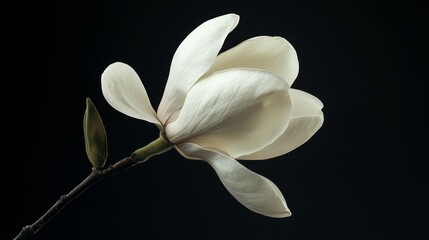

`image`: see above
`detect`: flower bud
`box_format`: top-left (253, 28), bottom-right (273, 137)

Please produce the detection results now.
top-left (83, 98), bottom-right (108, 169)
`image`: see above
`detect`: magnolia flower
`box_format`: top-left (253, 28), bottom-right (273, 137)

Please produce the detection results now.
top-left (101, 13), bottom-right (323, 218)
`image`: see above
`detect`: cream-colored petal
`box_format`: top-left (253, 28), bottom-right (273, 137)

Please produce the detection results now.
top-left (101, 62), bottom-right (160, 126)
top-left (289, 89), bottom-right (324, 116)
top-left (165, 68), bottom-right (292, 158)
top-left (239, 89), bottom-right (324, 160)
top-left (178, 143), bottom-right (291, 218)
top-left (157, 14), bottom-right (240, 124)
top-left (204, 36), bottom-right (299, 86)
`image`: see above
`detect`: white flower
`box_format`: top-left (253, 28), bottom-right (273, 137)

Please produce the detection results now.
top-left (101, 13), bottom-right (324, 218)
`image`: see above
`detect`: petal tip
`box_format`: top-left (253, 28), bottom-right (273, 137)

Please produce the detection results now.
top-left (101, 62), bottom-right (131, 80)
top-left (221, 13), bottom-right (240, 31)
top-left (266, 203), bottom-right (292, 218)
top-left (279, 208), bottom-right (292, 218)
top-left (224, 13), bottom-right (240, 20)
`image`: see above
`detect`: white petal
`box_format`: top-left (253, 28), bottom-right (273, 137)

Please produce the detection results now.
top-left (289, 89), bottom-right (324, 116)
top-left (240, 89), bottom-right (324, 160)
top-left (165, 68), bottom-right (292, 158)
top-left (101, 62), bottom-right (160, 126)
top-left (157, 14), bottom-right (240, 124)
top-left (204, 36), bottom-right (299, 86)
top-left (178, 143), bottom-right (291, 218)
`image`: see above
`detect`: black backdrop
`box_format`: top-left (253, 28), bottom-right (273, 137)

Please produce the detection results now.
top-left (4, 0), bottom-right (428, 239)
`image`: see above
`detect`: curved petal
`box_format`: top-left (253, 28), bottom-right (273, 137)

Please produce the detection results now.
top-left (178, 143), bottom-right (291, 218)
top-left (239, 89), bottom-right (324, 160)
top-left (157, 14), bottom-right (240, 124)
top-left (204, 36), bottom-right (299, 86)
top-left (101, 62), bottom-right (160, 126)
top-left (165, 68), bottom-right (292, 158)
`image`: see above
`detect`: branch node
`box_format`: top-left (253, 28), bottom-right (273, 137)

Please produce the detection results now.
top-left (91, 167), bottom-right (102, 177)
top-left (130, 152), bottom-right (138, 163)
top-left (20, 225), bottom-right (35, 238)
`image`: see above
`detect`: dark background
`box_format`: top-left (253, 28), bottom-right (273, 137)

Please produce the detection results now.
top-left (3, 0), bottom-right (428, 239)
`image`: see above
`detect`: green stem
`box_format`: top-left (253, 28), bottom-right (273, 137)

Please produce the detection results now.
top-left (131, 135), bottom-right (173, 163)
top-left (14, 137), bottom-right (173, 240)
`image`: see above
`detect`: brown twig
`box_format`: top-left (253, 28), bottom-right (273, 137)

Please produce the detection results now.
top-left (13, 136), bottom-right (173, 240)
top-left (13, 156), bottom-right (135, 240)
